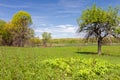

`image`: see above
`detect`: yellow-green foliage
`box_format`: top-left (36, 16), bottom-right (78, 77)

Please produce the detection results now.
top-left (12, 11), bottom-right (32, 26)
top-left (0, 20), bottom-right (6, 34)
top-left (41, 58), bottom-right (120, 80)
top-left (0, 46), bottom-right (120, 80)
top-left (51, 38), bottom-right (119, 45)
top-left (0, 11), bottom-right (34, 46)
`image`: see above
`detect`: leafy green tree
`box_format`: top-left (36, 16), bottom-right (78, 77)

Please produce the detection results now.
top-left (0, 20), bottom-right (6, 45)
top-left (42, 32), bottom-right (52, 47)
top-left (29, 37), bottom-right (41, 47)
top-left (0, 11), bottom-right (34, 46)
top-left (77, 5), bottom-right (120, 54)
top-left (11, 11), bottom-right (33, 47)
top-left (0, 19), bottom-right (6, 31)
top-left (2, 22), bottom-right (14, 46)
top-left (0, 20), bottom-right (6, 37)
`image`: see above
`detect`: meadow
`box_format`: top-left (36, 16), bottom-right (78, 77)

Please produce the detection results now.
top-left (0, 46), bottom-right (120, 80)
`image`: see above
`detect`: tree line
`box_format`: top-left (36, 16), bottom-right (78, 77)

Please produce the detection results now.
top-left (0, 11), bottom-right (53, 47)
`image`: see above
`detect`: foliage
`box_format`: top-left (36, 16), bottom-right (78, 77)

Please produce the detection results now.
top-left (77, 5), bottom-right (120, 54)
top-left (0, 11), bottom-right (34, 47)
top-left (0, 46), bottom-right (120, 80)
top-left (0, 19), bottom-right (6, 34)
top-left (12, 11), bottom-right (32, 25)
top-left (42, 58), bottom-right (120, 80)
top-left (11, 11), bottom-right (33, 47)
top-left (29, 37), bottom-right (41, 46)
top-left (42, 32), bottom-right (52, 47)
top-left (2, 22), bottom-right (14, 46)
top-left (51, 38), bottom-right (84, 44)
top-left (50, 38), bottom-right (119, 47)
top-left (0, 20), bottom-right (6, 45)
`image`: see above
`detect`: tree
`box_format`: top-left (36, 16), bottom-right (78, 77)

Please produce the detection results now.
top-left (0, 20), bottom-right (6, 37)
top-left (0, 20), bottom-right (6, 45)
top-left (11, 11), bottom-right (33, 47)
top-left (0, 19), bottom-right (6, 30)
top-left (42, 32), bottom-right (52, 47)
top-left (29, 37), bottom-right (41, 47)
top-left (2, 22), bottom-right (14, 46)
top-left (77, 5), bottom-right (120, 54)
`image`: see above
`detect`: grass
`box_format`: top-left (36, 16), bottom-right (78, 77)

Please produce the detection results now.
top-left (0, 46), bottom-right (120, 79)
top-left (1, 46), bottom-right (119, 63)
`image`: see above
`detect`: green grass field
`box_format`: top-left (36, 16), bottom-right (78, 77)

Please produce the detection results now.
top-left (0, 46), bottom-right (120, 80)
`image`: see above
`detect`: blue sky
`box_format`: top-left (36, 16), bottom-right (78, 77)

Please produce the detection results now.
top-left (0, 0), bottom-right (120, 38)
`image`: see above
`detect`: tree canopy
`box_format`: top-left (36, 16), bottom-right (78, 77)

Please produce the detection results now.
top-left (11, 11), bottom-right (33, 47)
top-left (0, 20), bottom-right (6, 34)
top-left (12, 11), bottom-right (32, 26)
top-left (42, 32), bottom-right (52, 47)
top-left (0, 20), bottom-right (6, 28)
top-left (0, 11), bottom-right (34, 47)
top-left (77, 5), bottom-right (120, 54)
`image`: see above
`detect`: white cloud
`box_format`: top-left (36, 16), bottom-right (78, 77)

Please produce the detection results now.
top-left (64, 27), bottom-right (76, 33)
top-left (59, 0), bottom-right (87, 8)
top-left (32, 16), bottom-right (49, 26)
top-left (55, 24), bottom-right (77, 33)
top-left (55, 15), bottom-right (70, 18)
top-left (33, 24), bottom-right (80, 38)
top-left (56, 24), bottom-right (68, 28)
top-left (57, 10), bottom-right (81, 14)
top-left (0, 3), bottom-right (29, 8)
top-left (32, 16), bottom-right (47, 19)
top-left (56, 0), bottom-right (87, 14)
top-left (35, 24), bottom-right (76, 33)
top-left (40, 24), bottom-right (47, 26)
top-left (35, 28), bottom-right (52, 33)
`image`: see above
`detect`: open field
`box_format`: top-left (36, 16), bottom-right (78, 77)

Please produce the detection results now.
top-left (0, 46), bottom-right (120, 80)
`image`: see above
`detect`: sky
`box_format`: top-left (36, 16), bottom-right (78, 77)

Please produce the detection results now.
top-left (0, 0), bottom-right (120, 38)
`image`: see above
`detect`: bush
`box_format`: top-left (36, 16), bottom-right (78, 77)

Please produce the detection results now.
top-left (40, 58), bottom-right (120, 80)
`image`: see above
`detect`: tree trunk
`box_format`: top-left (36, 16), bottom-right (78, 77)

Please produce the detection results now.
top-left (19, 38), bottom-right (24, 47)
top-left (43, 41), bottom-right (47, 47)
top-left (98, 38), bottom-right (102, 54)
